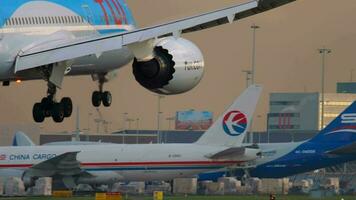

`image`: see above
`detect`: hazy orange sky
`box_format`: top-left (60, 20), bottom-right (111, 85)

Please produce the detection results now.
top-left (1, 0), bottom-right (356, 134)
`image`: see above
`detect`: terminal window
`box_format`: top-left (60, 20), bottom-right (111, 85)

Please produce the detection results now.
top-left (270, 101), bottom-right (299, 106)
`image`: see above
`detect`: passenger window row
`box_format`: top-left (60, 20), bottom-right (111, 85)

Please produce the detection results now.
top-left (5, 16), bottom-right (85, 26)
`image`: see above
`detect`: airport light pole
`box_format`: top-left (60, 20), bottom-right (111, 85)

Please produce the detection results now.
top-left (136, 118), bottom-right (140, 144)
top-left (124, 118), bottom-right (134, 144)
top-left (249, 24), bottom-right (260, 143)
top-left (122, 112), bottom-right (128, 132)
top-left (165, 116), bottom-right (176, 143)
top-left (126, 118), bottom-right (134, 129)
top-left (257, 115), bottom-right (261, 143)
top-left (242, 70), bottom-right (252, 88)
top-left (251, 24), bottom-right (260, 85)
top-left (94, 118), bottom-right (101, 134)
top-left (87, 112), bottom-right (93, 132)
top-left (166, 116), bottom-right (176, 130)
top-left (122, 112), bottom-right (128, 144)
top-left (103, 120), bottom-right (111, 134)
top-left (157, 95), bottom-right (165, 143)
top-left (75, 106), bottom-right (80, 141)
top-left (318, 48), bottom-right (331, 129)
top-left (351, 69), bottom-right (354, 82)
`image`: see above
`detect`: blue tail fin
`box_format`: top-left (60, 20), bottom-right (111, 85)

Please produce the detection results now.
top-left (310, 101), bottom-right (356, 144)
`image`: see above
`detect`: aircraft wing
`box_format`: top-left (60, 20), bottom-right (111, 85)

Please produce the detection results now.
top-left (24, 152), bottom-right (82, 177)
top-left (326, 142), bottom-right (356, 155)
top-left (208, 147), bottom-right (246, 159)
top-left (15, 0), bottom-right (296, 72)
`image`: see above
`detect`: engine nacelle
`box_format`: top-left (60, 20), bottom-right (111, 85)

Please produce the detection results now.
top-left (133, 37), bottom-right (204, 95)
top-left (77, 171), bottom-right (122, 185)
top-left (243, 148), bottom-right (261, 161)
top-left (22, 172), bottom-right (36, 188)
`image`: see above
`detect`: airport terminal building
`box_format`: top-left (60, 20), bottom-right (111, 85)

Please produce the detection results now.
top-left (268, 92), bottom-right (356, 133)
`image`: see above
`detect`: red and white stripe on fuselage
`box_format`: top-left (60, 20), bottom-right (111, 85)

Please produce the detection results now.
top-left (0, 160), bottom-right (241, 170)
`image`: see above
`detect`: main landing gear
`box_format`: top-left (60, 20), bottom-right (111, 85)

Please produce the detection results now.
top-left (91, 75), bottom-right (112, 107)
top-left (33, 83), bottom-right (73, 123)
top-left (32, 71), bottom-right (113, 123)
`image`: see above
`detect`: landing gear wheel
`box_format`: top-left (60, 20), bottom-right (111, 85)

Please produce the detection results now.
top-left (51, 103), bottom-right (64, 123)
top-left (32, 80), bottom-right (73, 123)
top-left (102, 91), bottom-right (112, 107)
top-left (92, 91), bottom-right (102, 107)
top-left (33, 103), bottom-right (45, 123)
top-left (41, 97), bottom-right (52, 117)
top-left (61, 97), bottom-right (73, 118)
top-left (92, 73), bottom-right (113, 108)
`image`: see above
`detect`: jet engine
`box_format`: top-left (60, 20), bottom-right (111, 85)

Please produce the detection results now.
top-left (22, 176), bottom-right (36, 188)
top-left (133, 37), bottom-right (204, 95)
top-left (77, 171), bottom-right (122, 185)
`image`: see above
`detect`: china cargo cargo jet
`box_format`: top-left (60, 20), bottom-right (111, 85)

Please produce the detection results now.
top-left (0, 85), bottom-right (261, 189)
top-left (0, 0), bottom-right (295, 122)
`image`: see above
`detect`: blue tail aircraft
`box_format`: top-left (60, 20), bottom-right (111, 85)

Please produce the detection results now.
top-left (199, 101), bottom-right (356, 180)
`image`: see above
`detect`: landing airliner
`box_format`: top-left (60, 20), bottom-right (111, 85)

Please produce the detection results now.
top-left (0, 85), bottom-right (261, 189)
top-left (0, 0), bottom-right (295, 123)
top-left (199, 102), bottom-right (356, 181)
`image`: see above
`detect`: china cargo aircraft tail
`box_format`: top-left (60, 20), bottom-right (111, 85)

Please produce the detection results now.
top-left (12, 131), bottom-right (35, 146)
top-left (310, 101), bottom-right (356, 153)
top-left (196, 85), bottom-right (262, 147)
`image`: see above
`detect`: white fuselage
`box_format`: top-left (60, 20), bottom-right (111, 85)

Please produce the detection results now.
top-left (0, 143), bottom-right (240, 183)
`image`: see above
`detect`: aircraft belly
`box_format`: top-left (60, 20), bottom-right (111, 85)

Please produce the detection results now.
top-left (0, 47), bottom-right (133, 81)
top-left (118, 169), bottom-right (203, 181)
top-left (68, 47), bottom-right (134, 75)
top-left (77, 171), bottom-right (123, 185)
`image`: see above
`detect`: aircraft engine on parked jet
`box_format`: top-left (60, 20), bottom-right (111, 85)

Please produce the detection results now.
top-left (133, 37), bottom-right (204, 95)
top-left (22, 174), bottom-right (36, 188)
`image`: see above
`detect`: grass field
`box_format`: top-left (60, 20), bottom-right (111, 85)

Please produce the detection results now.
top-left (0, 195), bottom-right (354, 200)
